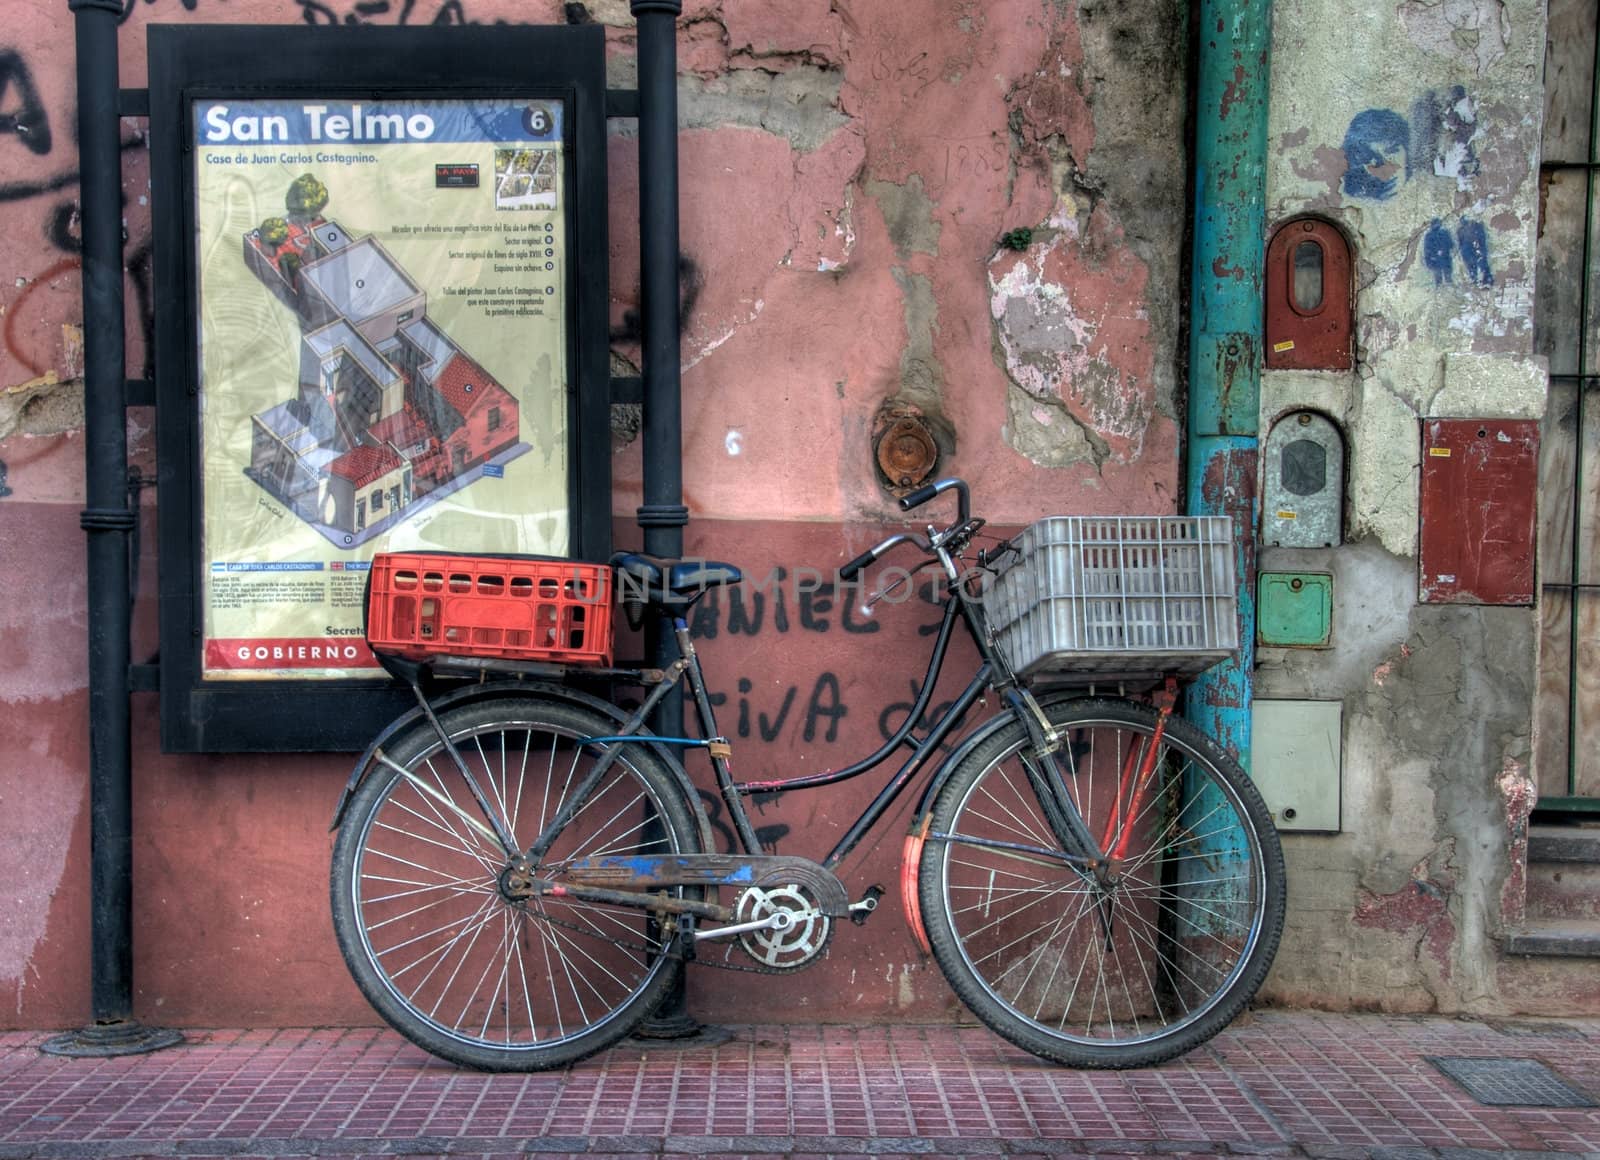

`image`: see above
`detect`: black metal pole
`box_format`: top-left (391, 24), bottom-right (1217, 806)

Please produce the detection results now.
top-left (629, 0), bottom-right (714, 1044)
top-left (634, 0), bottom-right (687, 558)
top-left (43, 0), bottom-right (180, 1058)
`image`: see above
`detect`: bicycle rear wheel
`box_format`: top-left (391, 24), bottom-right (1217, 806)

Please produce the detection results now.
top-left (331, 696), bottom-right (702, 1071)
top-left (919, 697), bottom-right (1284, 1068)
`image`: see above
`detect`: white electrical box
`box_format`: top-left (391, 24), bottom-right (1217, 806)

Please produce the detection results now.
top-left (1250, 699), bottom-right (1342, 832)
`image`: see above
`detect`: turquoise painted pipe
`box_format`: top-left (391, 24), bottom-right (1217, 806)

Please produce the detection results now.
top-left (1186, 0), bottom-right (1271, 772)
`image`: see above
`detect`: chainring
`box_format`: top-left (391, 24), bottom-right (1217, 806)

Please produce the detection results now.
top-left (732, 884), bottom-right (832, 970)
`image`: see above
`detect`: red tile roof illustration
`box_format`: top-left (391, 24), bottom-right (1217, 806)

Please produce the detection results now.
top-left (328, 444), bottom-right (403, 487)
top-left (433, 352), bottom-right (507, 417)
top-left (368, 405), bottom-right (434, 451)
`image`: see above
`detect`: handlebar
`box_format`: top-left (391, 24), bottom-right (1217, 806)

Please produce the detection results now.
top-left (899, 477), bottom-right (969, 524)
top-left (840, 533), bottom-right (924, 581)
top-left (840, 478), bottom-right (977, 581)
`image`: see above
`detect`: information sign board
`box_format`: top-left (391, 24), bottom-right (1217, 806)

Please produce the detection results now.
top-left (150, 26), bottom-right (610, 750)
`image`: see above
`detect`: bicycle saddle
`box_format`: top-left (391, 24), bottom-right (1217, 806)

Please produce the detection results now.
top-left (611, 552), bottom-right (742, 609)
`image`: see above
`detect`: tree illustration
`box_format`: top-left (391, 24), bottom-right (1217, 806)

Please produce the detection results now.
top-left (259, 217), bottom-right (289, 248)
top-left (278, 250), bottom-right (303, 290)
top-left (285, 173), bottom-right (329, 219)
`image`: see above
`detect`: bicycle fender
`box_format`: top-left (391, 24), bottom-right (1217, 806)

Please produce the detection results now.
top-left (908, 689), bottom-right (1089, 828)
top-left (328, 680), bottom-right (715, 853)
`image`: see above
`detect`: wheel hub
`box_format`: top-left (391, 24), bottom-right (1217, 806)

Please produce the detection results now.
top-left (498, 857), bottom-right (537, 902)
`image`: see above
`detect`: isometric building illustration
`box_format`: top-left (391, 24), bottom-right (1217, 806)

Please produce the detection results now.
top-left (241, 176), bottom-right (529, 547)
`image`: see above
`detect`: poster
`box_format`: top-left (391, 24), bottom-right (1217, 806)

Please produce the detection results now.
top-left (192, 97), bottom-right (570, 680)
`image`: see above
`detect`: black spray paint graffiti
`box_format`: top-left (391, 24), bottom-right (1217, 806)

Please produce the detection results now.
top-left (292, 0), bottom-right (469, 25)
top-left (0, 46), bottom-right (157, 381)
top-left (610, 255), bottom-right (703, 347)
top-left (0, 49), bottom-right (50, 155)
top-left (686, 572), bottom-right (956, 751)
top-left (116, 0), bottom-right (602, 28)
top-left (116, 0), bottom-right (471, 24)
top-left (697, 789), bottom-right (791, 855)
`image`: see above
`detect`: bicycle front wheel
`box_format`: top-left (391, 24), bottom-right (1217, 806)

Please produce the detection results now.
top-left (331, 696), bottom-right (703, 1071)
top-left (919, 697), bottom-right (1285, 1068)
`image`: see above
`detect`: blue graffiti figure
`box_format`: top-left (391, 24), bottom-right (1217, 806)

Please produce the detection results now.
top-left (1456, 218), bottom-right (1493, 286)
top-left (1342, 109), bottom-right (1412, 200)
top-left (1423, 219), bottom-right (1455, 285)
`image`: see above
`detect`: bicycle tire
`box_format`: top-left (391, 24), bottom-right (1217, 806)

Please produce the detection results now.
top-left (918, 697), bottom-right (1285, 1068)
top-left (331, 696), bottom-right (703, 1071)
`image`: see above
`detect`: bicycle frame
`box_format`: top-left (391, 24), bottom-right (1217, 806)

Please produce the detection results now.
top-left (682, 587), bottom-right (992, 870)
top-left (521, 534), bottom-right (1093, 884)
top-left (334, 499), bottom-right (1117, 912)
top-left (508, 565), bottom-right (998, 879)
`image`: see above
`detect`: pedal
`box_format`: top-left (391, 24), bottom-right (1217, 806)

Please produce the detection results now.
top-left (849, 884), bottom-right (885, 925)
top-left (676, 912), bottom-right (698, 961)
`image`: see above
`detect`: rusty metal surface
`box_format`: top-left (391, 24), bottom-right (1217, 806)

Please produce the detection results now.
top-left (1265, 218), bottom-right (1353, 371)
top-left (873, 410), bottom-right (940, 492)
top-left (1420, 419), bottom-right (1539, 604)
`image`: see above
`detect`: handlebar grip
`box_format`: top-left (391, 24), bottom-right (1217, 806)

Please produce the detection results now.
top-left (898, 477), bottom-right (971, 524)
top-left (839, 546), bottom-right (878, 581)
top-left (898, 483), bottom-right (942, 512)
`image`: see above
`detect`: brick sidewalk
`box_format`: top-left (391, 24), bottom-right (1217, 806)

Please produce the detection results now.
top-left (1, 1011), bottom-right (1597, 1158)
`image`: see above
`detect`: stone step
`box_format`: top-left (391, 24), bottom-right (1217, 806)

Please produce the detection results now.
top-left (1502, 917), bottom-right (1600, 957)
top-left (1528, 823), bottom-right (1600, 863)
top-left (1495, 951), bottom-right (1600, 1016)
top-left (1526, 857), bottom-right (1600, 920)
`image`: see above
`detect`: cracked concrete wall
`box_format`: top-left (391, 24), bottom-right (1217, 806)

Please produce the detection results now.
top-left (1259, 0), bottom-right (1549, 1014)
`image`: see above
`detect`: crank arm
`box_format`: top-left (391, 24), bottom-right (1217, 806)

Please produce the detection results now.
top-left (694, 909), bottom-right (797, 942)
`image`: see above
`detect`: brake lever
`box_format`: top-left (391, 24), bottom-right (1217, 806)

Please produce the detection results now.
top-left (977, 537), bottom-right (1016, 570)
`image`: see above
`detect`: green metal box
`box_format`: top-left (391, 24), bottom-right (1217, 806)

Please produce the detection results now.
top-left (1257, 571), bottom-right (1332, 647)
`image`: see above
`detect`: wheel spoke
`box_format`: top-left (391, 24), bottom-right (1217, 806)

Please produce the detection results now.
top-left (920, 701), bottom-right (1283, 1067)
top-left (333, 699), bottom-right (700, 1070)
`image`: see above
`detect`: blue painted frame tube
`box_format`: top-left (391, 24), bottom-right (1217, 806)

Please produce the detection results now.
top-left (1186, 0), bottom-right (1271, 771)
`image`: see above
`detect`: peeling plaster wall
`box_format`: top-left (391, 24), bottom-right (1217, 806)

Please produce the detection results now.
top-left (0, 1), bottom-right (1192, 1028)
top-left (1260, 0), bottom-right (1548, 1014)
top-left (605, 0), bottom-right (1190, 521)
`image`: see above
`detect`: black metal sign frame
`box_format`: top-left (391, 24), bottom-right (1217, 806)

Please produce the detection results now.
top-left (149, 24), bottom-right (610, 752)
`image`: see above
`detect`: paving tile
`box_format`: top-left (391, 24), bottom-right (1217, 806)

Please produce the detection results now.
top-left (0, 1016), bottom-right (1598, 1157)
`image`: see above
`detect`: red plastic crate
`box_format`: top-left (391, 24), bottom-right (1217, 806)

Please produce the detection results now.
top-left (365, 552), bottom-right (613, 666)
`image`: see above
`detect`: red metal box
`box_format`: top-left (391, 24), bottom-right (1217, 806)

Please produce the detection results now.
top-left (365, 552), bottom-right (613, 666)
top-left (1419, 419), bottom-right (1538, 605)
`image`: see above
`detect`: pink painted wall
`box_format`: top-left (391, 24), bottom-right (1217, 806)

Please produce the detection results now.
top-left (0, 0), bottom-right (1188, 1028)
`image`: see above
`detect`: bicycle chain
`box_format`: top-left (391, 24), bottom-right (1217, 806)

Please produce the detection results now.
top-left (520, 893), bottom-right (833, 976)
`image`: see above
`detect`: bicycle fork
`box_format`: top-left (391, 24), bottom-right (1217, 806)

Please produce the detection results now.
top-left (1007, 683), bottom-right (1177, 950)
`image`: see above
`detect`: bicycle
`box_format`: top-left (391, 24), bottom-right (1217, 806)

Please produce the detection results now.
top-left (329, 478), bottom-right (1286, 1072)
